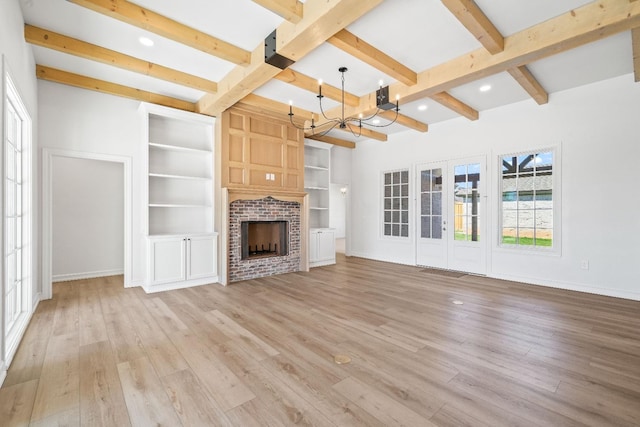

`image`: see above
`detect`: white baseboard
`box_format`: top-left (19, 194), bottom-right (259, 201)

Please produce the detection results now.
top-left (125, 279), bottom-right (144, 288)
top-left (143, 276), bottom-right (220, 294)
top-left (348, 253), bottom-right (640, 302)
top-left (52, 269), bottom-right (124, 283)
top-left (348, 251), bottom-right (417, 267)
top-left (0, 362), bottom-right (6, 388)
top-left (490, 272), bottom-right (640, 301)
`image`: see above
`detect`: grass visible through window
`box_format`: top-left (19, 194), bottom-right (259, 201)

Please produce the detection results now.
top-left (502, 236), bottom-right (552, 246)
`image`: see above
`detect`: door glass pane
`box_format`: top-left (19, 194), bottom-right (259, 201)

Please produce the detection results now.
top-left (432, 169), bottom-right (443, 191)
top-left (432, 216), bottom-right (442, 239)
top-left (421, 216), bottom-right (431, 238)
top-left (453, 162), bottom-right (481, 243)
top-left (421, 170), bottom-right (431, 192)
top-left (432, 192), bottom-right (442, 215)
top-left (421, 193), bottom-right (430, 215)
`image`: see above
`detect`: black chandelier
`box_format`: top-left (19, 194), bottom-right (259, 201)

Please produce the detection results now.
top-left (288, 66), bottom-right (400, 137)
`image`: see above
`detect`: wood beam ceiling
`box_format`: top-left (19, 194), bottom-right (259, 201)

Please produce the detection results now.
top-left (633, 28), bottom-right (640, 82)
top-left (304, 133), bottom-right (356, 149)
top-left (335, 124), bottom-right (387, 141)
top-left (196, 0), bottom-right (384, 116)
top-left (507, 66), bottom-right (549, 105)
top-left (252, 0), bottom-right (304, 23)
top-left (332, 0), bottom-right (640, 120)
top-left (441, 0), bottom-right (503, 54)
top-left (441, 0), bottom-right (547, 105)
top-left (376, 110), bottom-right (428, 132)
top-left (67, 0), bottom-right (251, 65)
top-left (429, 92), bottom-right (478, 120)
top-left (237, 93), bottom-right (317, 121)
top-left (36, 65), bottom-right (196, 112)
top-left (25, 25), bottom-right (217, 93)
top-left (327, 29), bottom-right (417, 86)
top-left (274, 68), bottom-right (360, 106)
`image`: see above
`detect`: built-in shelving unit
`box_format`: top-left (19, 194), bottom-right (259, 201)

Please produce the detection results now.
top-left (304, 139), bottom-right (336, 267)
top-left (140, 103), bottom-right (218, 292)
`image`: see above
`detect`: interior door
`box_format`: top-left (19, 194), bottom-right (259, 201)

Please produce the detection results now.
top-left (416, 157), bottom-right (486, 274)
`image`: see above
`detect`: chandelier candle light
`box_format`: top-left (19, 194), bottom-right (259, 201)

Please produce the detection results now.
top-left (288, 67), bottom-right (400, 137)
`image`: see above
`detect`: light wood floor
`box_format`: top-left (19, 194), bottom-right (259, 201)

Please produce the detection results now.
top-left (2, 255), bottom-right (640, 426)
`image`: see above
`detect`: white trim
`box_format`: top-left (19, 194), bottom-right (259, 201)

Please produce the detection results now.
top-left (143, 275), bottom-right (220, 294)
top-left (52, 269), bottom-right (125, 283)
top-left (0, 362), bottom-right (6, 388)
top-left (42, 148), bottom-right (133, 299)
top-left (489, 272), bottom-right (640, 302)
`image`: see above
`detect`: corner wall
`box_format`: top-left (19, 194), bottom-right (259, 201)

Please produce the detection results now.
top-left (349, 74), bottom-right (640, 300)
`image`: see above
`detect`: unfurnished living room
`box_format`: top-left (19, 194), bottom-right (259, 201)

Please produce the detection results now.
top-left (1, 0), bottom-right (640, 425)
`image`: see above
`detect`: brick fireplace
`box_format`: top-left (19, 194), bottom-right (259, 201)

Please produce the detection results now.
top-left (227, 194), bottom-right (305, 282)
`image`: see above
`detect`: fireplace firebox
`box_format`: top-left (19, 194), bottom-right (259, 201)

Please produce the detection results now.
top-left (241, 220), bottom-right (288, 260)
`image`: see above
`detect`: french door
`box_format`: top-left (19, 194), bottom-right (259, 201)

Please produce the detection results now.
top-left (416, 156), bottom-right (486, 274)
top-left (3, 71), bottom-right (31, 362)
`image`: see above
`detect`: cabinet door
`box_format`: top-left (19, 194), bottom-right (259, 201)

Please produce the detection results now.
top-left (149, 237), bottom-right (186, 285)
top-left (187, 235), bottom-right (217, 280)
top-left (309, 230), bottom-right (319, 262)
top-left (317, 230), bottom-right (336, 262)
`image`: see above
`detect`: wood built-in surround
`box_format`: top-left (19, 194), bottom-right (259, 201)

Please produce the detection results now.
top-left (220, 107), bottom-right (309, 283)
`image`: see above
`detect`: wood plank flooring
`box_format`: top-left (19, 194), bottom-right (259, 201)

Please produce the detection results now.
top-left (2, 254), bottom-right (640, 426)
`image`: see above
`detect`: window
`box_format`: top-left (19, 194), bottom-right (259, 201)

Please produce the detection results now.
top-left (383, 170), bottom-right (409, 237)
top-left (500, 151), bottom-right (554, 248)
top-left (454, 163), bottom-right (481, 241)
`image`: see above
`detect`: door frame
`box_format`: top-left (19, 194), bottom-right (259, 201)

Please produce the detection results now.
top-left (42, 148), bottom-right (132, 299)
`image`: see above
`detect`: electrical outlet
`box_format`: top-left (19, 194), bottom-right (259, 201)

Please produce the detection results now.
top-left (580, 260), bottom-right (589, 270)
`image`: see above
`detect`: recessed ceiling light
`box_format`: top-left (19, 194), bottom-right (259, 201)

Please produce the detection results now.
top-left (139, 36), bottom-right (154, 47)
top-left (372, 119), bottom-right (381, 125)
top-left (452, 300), bottom-right (464, 305)
top-left (418, 104), bottom-right (428, 111)
top-left (479, 84), bottom-right (491, 92)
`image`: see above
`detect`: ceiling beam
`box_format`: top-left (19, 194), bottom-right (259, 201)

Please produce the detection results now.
top-left (67, 0), bottom-right (251, 65)
top-left (25, 25), bottom-right (217, 93)
top-left (304, 133), bottom-right (356, 149)
top-left (274, 68), bottom-right (360, 106)
top-left (633, 28), bottom-right (640, 82)
top-left (197, 0), bottom-right (384, 116)
top-left (441, 0), bottom-right (504, 54)
top-left (429, 92), bottom-right (478, 120)
top-left (507, 66), bottom-right (549, 104)
top-left (252, 0), bottom-right (304, 23)
top-left (376, 110), bottom-right (429, 132)
top-left (36, 65), bottom-right (196, 112)
top-left (327, 29), bottom-right (418, 86)
top-left (329, 0), bottom-right (640, 120)
top-left (237, 93), bottom-right (317, 121)
top-left (335, 124), bottom-right (387, 141)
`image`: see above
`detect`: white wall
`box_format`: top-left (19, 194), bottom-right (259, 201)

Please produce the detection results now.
top-left (350, 74), bottom-right (640, 300)
top-left (52, 157), bottom-right (124, 281)
top-left (329, 183), bottom-right (346, 238)
top-left (38, 80), bottom-right (145, 284)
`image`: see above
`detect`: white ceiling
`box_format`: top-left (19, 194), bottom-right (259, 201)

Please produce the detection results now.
top-left (19, 0), bottom-right (635, 139)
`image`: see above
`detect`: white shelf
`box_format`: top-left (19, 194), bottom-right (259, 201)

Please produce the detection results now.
top-left (149, 142), bottom-right (212, 154)
top-left (305, 186), bottom-right (329, 191)
top-left (149, 172), bottom-right (211, 181)
top-left (304, 140), bottom-right (331, 228)
top-left (309, 207), bottom-right (329, 210)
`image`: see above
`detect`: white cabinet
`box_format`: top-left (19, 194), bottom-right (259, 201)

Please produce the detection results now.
top-left (147, 234), bottom-right (218, 292)
top-left (140, 103), bottom-right (219, 292)
top-left (309, 228), bottom-right (336, 267)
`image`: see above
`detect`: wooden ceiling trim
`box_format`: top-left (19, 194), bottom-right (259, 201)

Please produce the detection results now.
top-left (67, 0), bottom-right (251, 65)
top-left (25, 25), bottom-right (217, 93)
top-left (327, 29), bottom-right (418, 86)
top-left (441, 0), bottom-right (504, 54)
top-left (334, 124), bottom-right (387, 141)
top-left (238, 93), bottom-right (318, 121)
top-left (430, 92), bottom-right (478, 120)
top-left (330, 0), bottom-right (640, 119)
top-left (375, 110), bottom-right (428, 132)
top-left (275, 68), bottom-right (360, 106)
top-left (304, 133), bottom-right (356, 149)
top-left (252, 0), bottom-right (304, 23)
top-left (633, 28), bottom-right (640, 82)
top-left (197, 0), bottom-right (384, 115)
top-left (507, 66), bottom-right (549, 104)
top-left (36, 65), bottom-right (197, 112)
